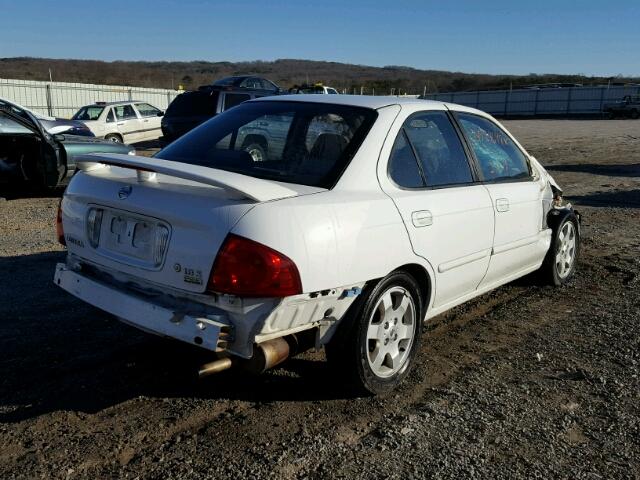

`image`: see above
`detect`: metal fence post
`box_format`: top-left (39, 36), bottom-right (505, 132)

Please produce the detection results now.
top-left (504, 90), bottom-right (510, 116)
top-left (599, 87), bottom-right (605, 117)
top-left (45, 84), bottom-right (54, 117)
top-left (128, 88), bottom-right (133, 101)
top-left (566, 87), bottom-right (573, 115)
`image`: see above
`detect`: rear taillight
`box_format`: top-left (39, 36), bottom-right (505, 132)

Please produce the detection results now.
top-left (207, 234), bottom-right (302, 297)
top-left (153, 225), bottom-right (170, 267)
top-left (56, 200), bottom-right (65, 246)
top-left (86, 208), bottom-right (103, 248)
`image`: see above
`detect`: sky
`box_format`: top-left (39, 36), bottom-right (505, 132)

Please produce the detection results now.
top-left (1, 0), bottom-right (639, 76)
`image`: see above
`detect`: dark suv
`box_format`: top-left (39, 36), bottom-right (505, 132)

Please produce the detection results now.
top-left (160, 76), bottom-right (282, 143)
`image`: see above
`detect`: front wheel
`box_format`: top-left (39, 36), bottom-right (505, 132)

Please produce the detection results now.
top-left (326, 272), bottom-right (423, 395)
top-left (540, 213), bottom-right (580, 286)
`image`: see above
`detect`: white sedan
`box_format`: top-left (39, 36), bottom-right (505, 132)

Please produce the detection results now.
top-left (72, 101), bottom-right (164, 143)
top-left (54, 95), bottom-right (580, 394)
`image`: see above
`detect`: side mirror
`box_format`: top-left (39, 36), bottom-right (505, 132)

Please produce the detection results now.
top-left (157, 111), bottom-right (164, 117)
top-left (53, 133), bottom-right (66, 142)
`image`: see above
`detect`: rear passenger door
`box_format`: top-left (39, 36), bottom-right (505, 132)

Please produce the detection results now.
top-left (380, 110), bottom-right (495, 309)
top-left (454, 112), bottom-right (546, 288)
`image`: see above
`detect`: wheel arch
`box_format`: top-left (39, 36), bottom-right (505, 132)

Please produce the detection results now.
top-left (241, 134), bottom-right (268, 149)
top-left (105, 132), bottom-right (123, 143)
top-left (391, 263), bottom-right (433, 317)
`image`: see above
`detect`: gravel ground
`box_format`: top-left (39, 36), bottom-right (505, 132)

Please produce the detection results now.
top-left (0, 120), bottom-right (639, 479)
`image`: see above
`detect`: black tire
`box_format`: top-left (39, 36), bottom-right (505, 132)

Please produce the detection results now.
top-left (243, 142), bottom-right (267, 162)
top-left (105, 133), bottom-right (123, 143)
top-left (539, 213), bottom-right (580, 286)
top-left (326, 271), bottom-right (423, 396)
top-left (630, 109), bottom-right (639, 119)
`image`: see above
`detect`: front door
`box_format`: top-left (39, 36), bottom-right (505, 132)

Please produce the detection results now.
top-left (454, 112), bottom-right (546, 288)
top-left (381, 110), bottom-right (495, 309)
top-left (133, 103), bottom-right (163, 141)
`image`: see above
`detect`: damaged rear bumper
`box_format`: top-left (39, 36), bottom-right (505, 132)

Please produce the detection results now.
top-left (54, 263), bottom-right (231, 351)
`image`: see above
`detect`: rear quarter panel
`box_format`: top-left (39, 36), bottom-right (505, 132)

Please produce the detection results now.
top-left (231, 190), bottom-right (422, 293)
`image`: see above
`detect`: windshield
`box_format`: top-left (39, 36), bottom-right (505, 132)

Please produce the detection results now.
top-left (73, 106), bottom-right (105, 121)
top-left (157, 101), bottom-right (377, 189)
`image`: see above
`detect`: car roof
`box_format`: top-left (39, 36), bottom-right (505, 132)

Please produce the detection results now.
top-left (251, 94), bottom-right (487, 115)
top-left (84, 101), bottom-right (145, 107)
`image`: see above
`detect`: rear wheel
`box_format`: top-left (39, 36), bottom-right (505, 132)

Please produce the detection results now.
top-left (326, 271), bottom-right (422, 395)
top-left (105, 133), bottom-right (123, 143)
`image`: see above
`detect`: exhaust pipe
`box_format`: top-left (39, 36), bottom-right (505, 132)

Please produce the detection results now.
top-left (198, 357), bottom-right (234, 377)
top-left (198, 336), bottom-right (297, 379)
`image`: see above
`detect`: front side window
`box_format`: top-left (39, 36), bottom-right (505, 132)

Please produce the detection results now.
top-left (403, 112), bottom-right (473, 187)
top-left (106, 108), bottom-right (115, 123)
top-left (135, 103), bottom-right (161, 117)
top-left (456, 113), bottom-right (530, 182)
top-left (114, 104), bottom-right (138, 120)
top-left (223, 93), bottom-right (251, 111)
top-left (157, 101), bottom-right (377, 188)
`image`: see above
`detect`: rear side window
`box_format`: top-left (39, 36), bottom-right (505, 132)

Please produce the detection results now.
top-left (165, 91), bottom-right (219, 117)
top-left (388, 132), bottom-right (424, 188)
top-left (223, 93), bottom-right (251, 111)
top-left (456, 113), bottom-right (530, 182)
top-left (389, 111), bottom-right (473, 188)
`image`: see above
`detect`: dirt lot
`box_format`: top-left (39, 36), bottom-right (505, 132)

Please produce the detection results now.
top-left (0, 120), bottom-right (639, 479)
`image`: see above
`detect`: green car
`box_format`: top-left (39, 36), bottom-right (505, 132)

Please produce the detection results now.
top-left (0, 98), bottom-right (134, 189)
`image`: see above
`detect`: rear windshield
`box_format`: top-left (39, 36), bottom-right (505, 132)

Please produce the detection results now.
top-left (165, 91), bottom-right (219, 117)
top-left (73, 106), bottom-right (104, 121)
top-left (157, 101), bottom-right (377, 189)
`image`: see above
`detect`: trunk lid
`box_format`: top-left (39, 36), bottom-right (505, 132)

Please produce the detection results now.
top-left (62, 154), bottom-right (323, 293)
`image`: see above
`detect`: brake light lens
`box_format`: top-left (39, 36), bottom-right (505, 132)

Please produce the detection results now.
top-left (207, 234), bottom-right (302, 297)
top-left (56, 200), bottom-right (65, 246)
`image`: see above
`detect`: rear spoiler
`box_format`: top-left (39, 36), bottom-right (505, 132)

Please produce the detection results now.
top-left (75, 153), bottom-right (299, 202)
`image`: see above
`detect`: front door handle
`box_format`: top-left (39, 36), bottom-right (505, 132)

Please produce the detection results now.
top-left (411, 210), bottom-right (433, 227)
top-left (495, 198), bottom-right (510, 212)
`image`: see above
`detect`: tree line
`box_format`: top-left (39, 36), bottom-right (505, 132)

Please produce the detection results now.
top-left (1, 57), bottom-right (637, 94)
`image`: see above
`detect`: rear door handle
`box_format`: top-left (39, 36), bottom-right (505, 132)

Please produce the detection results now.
top-left (411, 210), bottom-right (433, 227)
top-left (117, 122), bottom-right (125, 126)
top-left (495, 198), bottom-right (510, 212)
